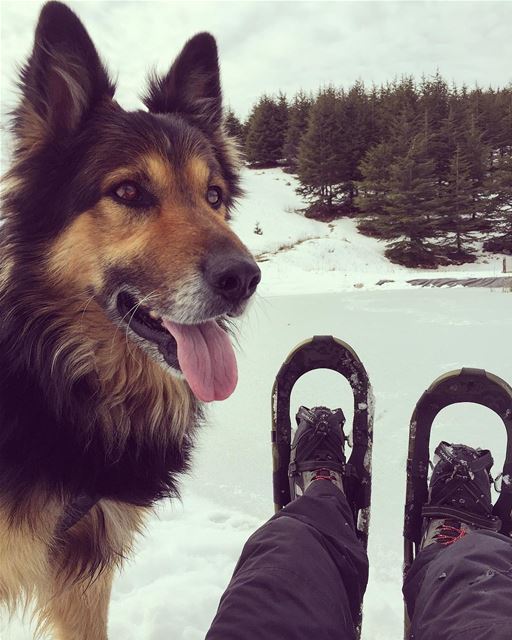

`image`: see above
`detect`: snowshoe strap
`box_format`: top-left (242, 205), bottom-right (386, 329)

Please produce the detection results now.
top-left (293, 431), bottom-right (344, 464)
top-left (422, 504), bottom-right (502, 531)
top-left (431, 476), bottom-right (489, 512)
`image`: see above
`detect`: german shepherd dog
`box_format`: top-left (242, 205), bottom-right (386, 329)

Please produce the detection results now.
top-left (0, 2), bottom-right (259, 637)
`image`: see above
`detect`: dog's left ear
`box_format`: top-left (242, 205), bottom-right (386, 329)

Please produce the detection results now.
top-left (143, 33), bottom-right (222, 133)
top-left (15, 1), bottom-right (115, 147)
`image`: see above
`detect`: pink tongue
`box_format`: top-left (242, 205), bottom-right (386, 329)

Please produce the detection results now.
top-left (161, 319), bottom-right (238, 402)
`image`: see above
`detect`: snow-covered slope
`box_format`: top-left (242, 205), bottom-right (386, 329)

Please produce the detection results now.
top-left (232, 168), bottom-right (509, 296)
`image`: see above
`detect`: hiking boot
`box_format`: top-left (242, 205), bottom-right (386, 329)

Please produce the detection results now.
top-left (288, 405), bottom-right (346, 499)
top-left (420, 441), bottom-right (502, 549)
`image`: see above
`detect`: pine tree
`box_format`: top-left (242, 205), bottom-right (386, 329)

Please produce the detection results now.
top-left (420, 73), bottom-right (451, 183)
top-left (337, 81), bottom-right (376, 208)
top-left (460, 115), bottom-right (488, 187)
top-left (483, 152), bottom-right (512, 255)
top-left (358, 107), bottom-right (419, 237)
top-left (377, 76), bottom-right (418, 141)
top-left (245, 95), bottom-right (288, 166)
top-left (382, 134), bottom-right (440, 267)
top-left (224, 108), bottom-right (244, 143)
top-left (438, 146), bottom-right (478, 262)
top-left (274, 92), bottom-right (289, 159)
top-left (356, 141), bottom-right (395, 237)
top-left (496, 89), bottom-right (512, 157)
top-left (297, 88), bottom-right (347, 215)
top-left (283, 91), bottom-right (312, 168)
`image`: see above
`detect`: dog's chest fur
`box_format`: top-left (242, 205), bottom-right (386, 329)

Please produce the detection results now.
top-left (0, 280), bottom-right (200, 510)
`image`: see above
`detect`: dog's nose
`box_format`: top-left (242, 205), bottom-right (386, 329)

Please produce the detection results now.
top-left (205, 254), bottom-right (261, 303)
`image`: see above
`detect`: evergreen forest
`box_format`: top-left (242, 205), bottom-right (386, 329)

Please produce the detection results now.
top-left (225, 75), bottom-right (512, 267)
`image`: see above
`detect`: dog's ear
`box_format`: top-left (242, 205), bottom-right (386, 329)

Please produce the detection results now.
top-left (143, 33), bottom-right (222, 133)
top-left (14, 1), bottom-right (115, 145)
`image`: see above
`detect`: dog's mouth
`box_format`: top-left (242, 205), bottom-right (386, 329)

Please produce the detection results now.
top-left (116, 291), bottom-right (237, 403)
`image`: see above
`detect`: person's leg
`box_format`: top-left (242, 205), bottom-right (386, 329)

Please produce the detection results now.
top-left (403, 442), bottom-right (512, 640)
top-left (404, 529), bottom-right (512, 640)
top-left (206, 481), bottom-right (368, 640)
top-left (206, 406), bottom-right (368, 640)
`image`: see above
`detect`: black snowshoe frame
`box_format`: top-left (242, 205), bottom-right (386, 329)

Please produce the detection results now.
top-left (403, 367), bottom-right (512, 636)
top-left (271, 335), bottom-right (373, 548)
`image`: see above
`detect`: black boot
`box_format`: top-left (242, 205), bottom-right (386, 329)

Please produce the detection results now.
top-left (288, 406), bottom-right (346, 499)
top-left (421, 441), bottom-right (501, 548)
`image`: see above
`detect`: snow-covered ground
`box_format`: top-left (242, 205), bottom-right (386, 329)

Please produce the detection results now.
top-left (232, 168), bottom-right (510, 296)
top-left (3, 168), bottom-right (511, 640)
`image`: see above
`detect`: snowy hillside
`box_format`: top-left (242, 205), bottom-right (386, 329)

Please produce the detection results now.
top-left (3, 168), bottom-right (512, 640)
top-left (232, 169), bottom-right (509, 296)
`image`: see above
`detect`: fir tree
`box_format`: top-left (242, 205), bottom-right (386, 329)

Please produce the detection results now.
top-left (438, 146), bottom-right (478, 262)
top-left (283, 91), bottom-right (312, 168)
top-left (274, 92), bottom-right (289, 158)
top-left (224, 108), bottom-right (244, 143)
top-left (358, 107), bottom-right (419, 237)
top-left (356, 141), bottom-right (395, 236)
top-left (245, 95), bottom-right (288, 165)
top-left (382, 134), bottom-right (440, 267)
top-left (337, 81), bottom-right (376, 208)
top-left (420, 73), bottom-right (451, 183)
top-left (483, 153), bottom-right (512, 255)
top-left (297, 88), bottom-right (347, 215)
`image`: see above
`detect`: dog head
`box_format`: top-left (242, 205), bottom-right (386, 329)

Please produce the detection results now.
top-left (8, 1), bottom-right (260, 403)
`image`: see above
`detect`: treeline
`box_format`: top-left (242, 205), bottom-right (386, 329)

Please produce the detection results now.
top-left (225, 75), bottom-right (512, 267)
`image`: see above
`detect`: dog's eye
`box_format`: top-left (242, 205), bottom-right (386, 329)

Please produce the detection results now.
top-left (113, 181), bottom-right (141, 203)
top-left (111, 181), bottom-right (155, 209)
top-left (206, 186), bottom-right (223, 209)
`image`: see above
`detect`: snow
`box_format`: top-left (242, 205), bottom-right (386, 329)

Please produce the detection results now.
top-left (2, 4), bottom-right (512, 638)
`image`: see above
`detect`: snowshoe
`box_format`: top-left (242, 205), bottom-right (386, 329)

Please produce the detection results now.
top-left (271, 336), bottom-right (373, 545)
top-left (403, 368), bottom-right (512, 637)
top-left (271, 336), bottom-right (373, 639)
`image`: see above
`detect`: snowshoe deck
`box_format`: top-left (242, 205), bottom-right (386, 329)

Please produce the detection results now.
top-left (403, 367), bottom-right (512, 636)
top-left (271, 335), bottom-right (373, 548)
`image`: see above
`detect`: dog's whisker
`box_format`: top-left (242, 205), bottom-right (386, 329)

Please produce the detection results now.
top-left (77, 294), bottom-right (97, 332)
top-left (108, 290), bottom-right (159, 361)
top-left (122, 291), bottom-right (159, 367)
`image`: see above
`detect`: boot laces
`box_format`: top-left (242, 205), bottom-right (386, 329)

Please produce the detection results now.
top-left (433, 520), bottom-right (467, 546)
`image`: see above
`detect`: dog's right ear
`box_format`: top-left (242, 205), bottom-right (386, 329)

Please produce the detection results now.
top-left (143, 33), bottom-right (222, 134)
top-left (14, 1), bottom-right (115, 150)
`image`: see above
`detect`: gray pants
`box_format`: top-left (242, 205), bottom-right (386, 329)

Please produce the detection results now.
top-left (206, 481), bottom-right (512, 639)
top-left (404, 529), bottom-right (512, 640)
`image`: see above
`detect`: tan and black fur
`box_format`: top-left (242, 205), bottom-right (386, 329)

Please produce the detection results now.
top-left (0, 2), bottom-right (259, 638)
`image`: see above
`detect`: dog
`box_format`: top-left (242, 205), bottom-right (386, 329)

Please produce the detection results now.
top-left (0, 2), bottom-right (260, 637)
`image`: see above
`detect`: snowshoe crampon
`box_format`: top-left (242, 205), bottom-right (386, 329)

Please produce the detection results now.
top-left (403, 368), bottom-right (512, 637)
top-left (271, 335), bottom-right (373, 544)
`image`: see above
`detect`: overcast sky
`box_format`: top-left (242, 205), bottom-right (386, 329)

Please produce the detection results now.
top-left (1, 0), bottom-right (511, 121)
